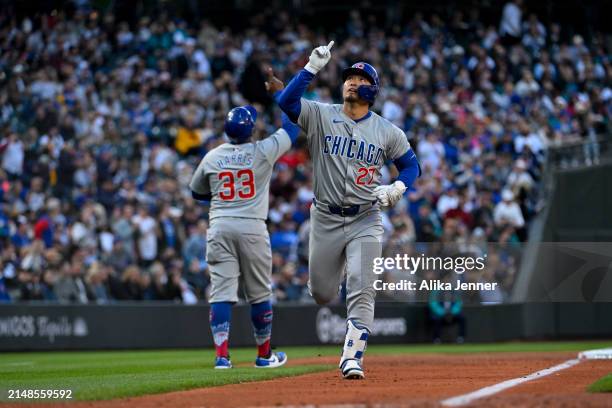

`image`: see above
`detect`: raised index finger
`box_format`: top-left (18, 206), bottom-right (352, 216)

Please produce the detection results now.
top-left (327, 40), bottom-right (334, 50)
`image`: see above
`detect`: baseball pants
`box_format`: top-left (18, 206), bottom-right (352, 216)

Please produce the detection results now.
top-left (206, 217), bottom-right (272, 304)
top-left (308, 203), bottom-right (383, 330)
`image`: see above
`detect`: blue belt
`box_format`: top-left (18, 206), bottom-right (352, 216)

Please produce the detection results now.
top-left (312, 198), bottom-right (376, 217)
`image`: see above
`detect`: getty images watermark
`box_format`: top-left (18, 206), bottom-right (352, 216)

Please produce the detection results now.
top-left (371, 253), bottom-right (499, 292)
top-left (364, 242), bottom-right (612, 302)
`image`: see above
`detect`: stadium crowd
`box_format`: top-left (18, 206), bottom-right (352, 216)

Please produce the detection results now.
top-left (0, 1), bottom-right (609, 304)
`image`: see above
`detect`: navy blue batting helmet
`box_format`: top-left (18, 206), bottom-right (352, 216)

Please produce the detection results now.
top-left (224, 106), bottom-right (257, 143)
top-left (342, 62), bottom-right (380, 105)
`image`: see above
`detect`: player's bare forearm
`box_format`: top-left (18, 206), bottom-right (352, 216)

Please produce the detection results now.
top-left (265, 67), bottom-right (284, 94)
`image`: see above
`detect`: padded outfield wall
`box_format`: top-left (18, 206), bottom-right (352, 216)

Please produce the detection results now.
top-left (1, 303), bottom-right (612, 351)
top-left (544, 163), bottom-right (612, 242)
top-left (512, 161), bottom-right (612, 303)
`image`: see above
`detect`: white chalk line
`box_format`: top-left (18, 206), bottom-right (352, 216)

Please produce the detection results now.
top-left (440, 358), bottom-right (581, 407)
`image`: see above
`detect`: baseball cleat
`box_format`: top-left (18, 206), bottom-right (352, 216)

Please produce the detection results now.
top-left (341, 359), bottom-right (365, 379)
top-left (214, 356), bottom-right (233, 369)
top-left (254, 351), bottom-right (288, 368)
top-left (339, 319), bottom-right (369, 379)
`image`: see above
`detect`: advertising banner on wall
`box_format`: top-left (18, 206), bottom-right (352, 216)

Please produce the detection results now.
top-left (1, 303), bottom-right (612, 351)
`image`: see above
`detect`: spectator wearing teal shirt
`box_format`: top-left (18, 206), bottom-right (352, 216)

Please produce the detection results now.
top-left (428, 274), bottom-right (466, 344)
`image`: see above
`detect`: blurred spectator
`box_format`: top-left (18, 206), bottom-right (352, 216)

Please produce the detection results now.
top-left (436, 186), bottom-right (459, 217)
top-left (382, 90), bottom-right (404, 128)
top-left (386, 214), bottom-right (416, 254)
top-left (183, 219), bottom-right (207, 266)
top-left (273, 263), bottom-right (306, 302)
top-left (418, 132), bottom-right (445, 172)
top-left (494, 190), bottom-right (525, 230)
top-left (54, 261), bottom-right (89, 304)
top-left (185, 257), bottom-right (209, 299)
top-left (86, 263), bottom-right (111, 304)
top-left (20, 240), bottom-right (45, 273)
top-left (499, 0), bottom-right (523, 46)
top-left (415, 204), bottom-right (441, 242)
top-left (131, 206), bottom-right (159, 267)
top-left (120, 265), bottom-right (144, 301)
top-left (270, 220), bottom-right (299, 261)
top-left (1, 133), bottom-right (24, 178)
top-left (428, 273), bottom-right (466, 343)
top-left (159, 204), bottom-right (185, 253)
top-left (506, 159), bottom-right (534, 196)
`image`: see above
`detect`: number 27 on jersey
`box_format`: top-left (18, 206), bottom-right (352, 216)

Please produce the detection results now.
top-left (356, 166), bottom-right (376, 185)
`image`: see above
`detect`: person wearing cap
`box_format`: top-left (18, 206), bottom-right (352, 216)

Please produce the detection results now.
top-left (506, 159), bottom-right (534, 196)
top-left (437, 185), bottom-right (460, 217)
top-left (494, 189), bottom-right (525, 230)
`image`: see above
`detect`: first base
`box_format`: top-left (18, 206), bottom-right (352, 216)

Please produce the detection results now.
top-left (578, 348), bottom-right (612, 360)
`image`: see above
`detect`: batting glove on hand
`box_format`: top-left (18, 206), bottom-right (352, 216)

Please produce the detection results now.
top-left (304, 40), bottom-right (334, 74)
top-left (373, 181), bottom-right (406, 207)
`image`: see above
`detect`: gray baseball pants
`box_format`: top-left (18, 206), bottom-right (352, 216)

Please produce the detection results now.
top-left (308, 203), bottom-right (383, 330)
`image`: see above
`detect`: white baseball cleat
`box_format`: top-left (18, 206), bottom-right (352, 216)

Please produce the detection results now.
top-left (340, 358), bottom-right (365, 379)
top-left (339, 319), bottom-right (369, 380)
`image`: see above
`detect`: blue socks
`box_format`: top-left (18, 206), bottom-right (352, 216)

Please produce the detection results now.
top-left (210, 302), bottom-right (232, 357)
top-left (251, 300), bottom-right (273, 357)
top-left (210, 300), bottom-right (273, 358)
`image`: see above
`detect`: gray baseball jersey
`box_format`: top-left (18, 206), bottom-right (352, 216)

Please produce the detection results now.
top-left (189, 129), bottom-right (291, 221)
top-left (297, 100), bottom-right (411, 205)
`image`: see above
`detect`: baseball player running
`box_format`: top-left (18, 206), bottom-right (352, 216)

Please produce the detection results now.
top-left (190, 105), bottom-right (299, 369)
top-left (271, 41), bottom-right (420, 379)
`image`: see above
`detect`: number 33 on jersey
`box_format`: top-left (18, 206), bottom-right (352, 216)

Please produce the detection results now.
top-left (218, 169), bottom-right (255, 200)
top-left (189, 128), bottom-right (292, 221)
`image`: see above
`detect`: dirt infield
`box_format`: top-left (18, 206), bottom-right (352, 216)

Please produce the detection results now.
top-left (8, 352), bottom-right (612, 408)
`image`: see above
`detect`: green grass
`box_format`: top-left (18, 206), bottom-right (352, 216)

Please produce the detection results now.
top-left (1, 341), bottom-right (610, 402)
top-left (588, 373), bottom-right (612, 393)
top-left (0, 348), bottom-right (333, 402)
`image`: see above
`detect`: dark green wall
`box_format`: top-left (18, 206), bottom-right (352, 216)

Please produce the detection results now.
top-left (1, 303), bottom-right (610, 351)
top-left (545, 163), bottom-right (612, 241)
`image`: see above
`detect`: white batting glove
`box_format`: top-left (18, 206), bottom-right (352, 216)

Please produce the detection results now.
top-left (373, 181), bottom-right (406, 207)
top-left (304, 40), bottom-right (334, 74)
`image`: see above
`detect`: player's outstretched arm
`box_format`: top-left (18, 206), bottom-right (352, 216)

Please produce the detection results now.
top-left (256, 110), bottom-right (300, 164)
top-left (304, 40), bottom-right (334, 75)
top-left (281, 111), bottom-right (300, 145)
top-left (265, 68), bottom-right (300, 146)
top-left (275, 41), bottom-right (334, 123)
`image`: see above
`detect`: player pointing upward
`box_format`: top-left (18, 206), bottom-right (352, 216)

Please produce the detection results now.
top-left (271, 41), bottom-right (420, 379)
top-left (190, 105), bottom-right (299, 369)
